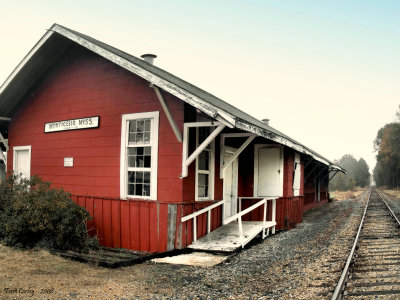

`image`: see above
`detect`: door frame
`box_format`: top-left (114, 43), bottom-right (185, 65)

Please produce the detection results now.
top-left (253, 144), bottom-right (284, 197)
top-left (223, 146), bottom-right (239, 221)
top-left (13, 145), bottom-right (31, 179)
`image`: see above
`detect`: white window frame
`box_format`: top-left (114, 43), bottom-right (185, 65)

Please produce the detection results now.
top-left (13, 145), bottom-right (31, 180)
top-left (120, 111), bottom-right (159, 200)
top-left (253, 144), bottom-right (284, 197)
top-left (195, 127), bottom-right (215, 201)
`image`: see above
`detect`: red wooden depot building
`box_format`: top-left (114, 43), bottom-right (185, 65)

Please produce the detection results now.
top-left (0, 24), bottom-right (345, 253)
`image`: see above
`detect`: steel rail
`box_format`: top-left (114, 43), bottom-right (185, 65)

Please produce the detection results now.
top-left (377, 190), bottom-right (400, 227)
top-left (331, 189), bottom-right (371, 300)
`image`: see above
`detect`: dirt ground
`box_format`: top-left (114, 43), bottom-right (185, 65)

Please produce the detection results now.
top-left (0, 189), bottom-right (395, 300)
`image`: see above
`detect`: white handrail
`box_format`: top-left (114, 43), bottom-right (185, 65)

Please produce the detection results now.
top-left (181, 199), bottom-right (224, 222)
top-left (180, 197), bottom-right (277, 246)
top-left (227, 197), bottom-right (277, 246)
top-left (224, 198), bottom-right (267, 224)
top-left (181, 199), bottom-right (224, 242)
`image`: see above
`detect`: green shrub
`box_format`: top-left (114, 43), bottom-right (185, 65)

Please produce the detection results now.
top-left (0, 175), bottom-right (91, 252)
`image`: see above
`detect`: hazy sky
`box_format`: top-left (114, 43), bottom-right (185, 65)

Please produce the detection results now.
top-left (1, 0), bottom-right (399, 171)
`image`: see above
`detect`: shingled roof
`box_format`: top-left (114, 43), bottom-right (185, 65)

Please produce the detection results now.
top-left (0, 23), bottom-right (345, 172)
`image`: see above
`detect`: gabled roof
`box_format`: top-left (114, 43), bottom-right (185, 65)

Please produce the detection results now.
top-left (0, 23), bottom-right (345, 173)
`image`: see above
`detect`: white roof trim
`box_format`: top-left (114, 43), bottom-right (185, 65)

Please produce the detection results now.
top-left (52, 25), bottom-right (236, 127)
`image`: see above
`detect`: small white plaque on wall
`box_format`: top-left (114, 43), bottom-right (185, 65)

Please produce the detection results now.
top-left (64, 157), bottom-right (73, 167)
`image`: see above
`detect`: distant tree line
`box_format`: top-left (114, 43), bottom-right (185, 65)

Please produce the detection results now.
top-left (373, 106), bottom-right (400, 188)
top-left (330, 154), bottom-right (370, 191)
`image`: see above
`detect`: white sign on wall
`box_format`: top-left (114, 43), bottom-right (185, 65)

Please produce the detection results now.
top-left (64, 157), bottom-right (73, 167)
top-left (45, 116), bottom-right (99, 133)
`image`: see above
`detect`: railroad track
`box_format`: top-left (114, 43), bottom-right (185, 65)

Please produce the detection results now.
top-left (331, 189), bottom-right (400, 299)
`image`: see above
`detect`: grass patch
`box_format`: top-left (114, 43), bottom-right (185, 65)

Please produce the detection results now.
top-left (0, 243), bottom-right (151, 299)
top-left (330, 190), bottom-right (364, 201)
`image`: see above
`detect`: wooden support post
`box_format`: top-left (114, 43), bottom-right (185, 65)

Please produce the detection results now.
top-left (272, 199), bottom-right (276, 234)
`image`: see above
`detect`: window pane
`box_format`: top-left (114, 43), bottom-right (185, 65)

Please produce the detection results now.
top-left (128, 119), bottom-right (151, 144)
top-left (128, 171), bottom-right (136, 183)
top-left (128, 133), bottom-right (136, 144)
top-left (136, 132), bottom-right (143, 143)
top-left (145, 119), bottom-right (150, 131)
top-left (129, 121), bottom-right (136, 132)
top-left (198, 174), bottom-right (209, 198)
top-left (127, 171), bottom-right (151, 196)
top-left (127, 147), bottom-right (151, 168)
top-left (198, 151), bottom-right (209, 171)
top-left (143, 184), bottom-right (150, 196)
top-left (136, 171), bottom-right (143, 183)
top-left (126, 117), bottom-right (154, 198)
top-left (137, 120), bottom-right (144, 132)
top-left (136, 184), bottom-right (143, 195)
top-left (128, 156), bottom-right (136, 167)
top-left (144, 132), bottom-right (150, 143)
top-left (128, 148), bottom-right (137, 155)
top-left (144, 156), bottom-right (151, 168)
top-left (144, 172), bottom-right (150, 184)
top-left (128, 183), bottom-right (135, 195)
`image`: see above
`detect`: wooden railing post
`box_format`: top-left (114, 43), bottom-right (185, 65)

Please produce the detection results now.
top-left (238, 216), bottom-right (244, 246)
top-left (262, 200), bottom-right (267, 238)
top-left (207, 210), bottom-right (211, 234)
top-left (193, 217), bottom-right (197, 242)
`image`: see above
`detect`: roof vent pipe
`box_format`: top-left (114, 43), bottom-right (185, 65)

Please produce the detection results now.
top-left (141, 54), bottom-right (157, 65)
top-left (261, 118), bottom-right (270, 125)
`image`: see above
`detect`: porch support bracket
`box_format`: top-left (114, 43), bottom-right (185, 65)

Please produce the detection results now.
top-left (329, 170), bottom-right (339, 182)
top-left (221, 134), bottom-right (256, 178)
top-left (181, 122), bottom-right (225, 178)
top-left (152, 86), bottom-right (183, 143)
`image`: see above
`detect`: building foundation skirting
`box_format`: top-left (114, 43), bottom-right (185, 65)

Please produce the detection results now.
top-left (71, 195), bottom-right (223, 253)
top-left (71, 195), bottom-right (317, 252)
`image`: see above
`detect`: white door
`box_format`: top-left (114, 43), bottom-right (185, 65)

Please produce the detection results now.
top-left (255, 146), bottom-right (282, 197)
top-left (13, 146), bottom-right (31, 180)
top-left (223, 147), bottom-right (238, 220)
top-left (293, 153), bottom-right (301, 196)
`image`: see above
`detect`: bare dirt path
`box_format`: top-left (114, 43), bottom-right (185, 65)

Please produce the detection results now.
top-left (0, 191), bottom-right (377, 299)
